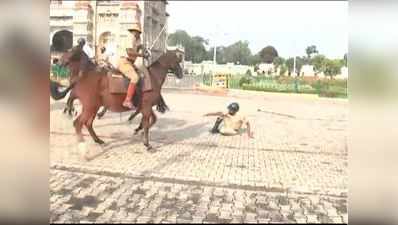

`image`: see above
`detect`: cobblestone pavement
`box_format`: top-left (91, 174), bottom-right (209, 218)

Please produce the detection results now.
top-left (50, 89), bottom-right (348, 223)
top-left (50, 169), bottom-right (347, 223)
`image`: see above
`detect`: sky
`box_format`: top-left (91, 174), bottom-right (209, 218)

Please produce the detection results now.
top-left (167, 1), bottom-right (348, 59)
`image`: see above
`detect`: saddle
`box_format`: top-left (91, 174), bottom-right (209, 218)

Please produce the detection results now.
top-left (107, 70), bottom-right (130, 94)
top-left (107, 71), bottom-right (141, 108)
top-left (107, 65), bottom-right (152, 94)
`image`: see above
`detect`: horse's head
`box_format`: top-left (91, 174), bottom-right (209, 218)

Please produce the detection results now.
top-left (157, 50), bottom-right (184, 79)
top-left (59, 49), bottom-right (82, 72)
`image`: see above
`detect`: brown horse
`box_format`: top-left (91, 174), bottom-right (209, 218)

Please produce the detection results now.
top-left (60, 51), bottom-right (169, 120)
top-left (50, 50), bottom-right (183, 150)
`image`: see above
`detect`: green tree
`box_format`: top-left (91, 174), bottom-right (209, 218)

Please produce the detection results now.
top-left (207, 46), bottom-right (227, 64)
top-left (285, 57), bottom-right (305, 76)
top-left (295, 56), bottom-right (305, 76)
top-left (311, 54), bottom-right (327, 75)
top-left (285, 57), bottom-right (294, 76)
top-left (221, 40), bottom-right (252, 65)
top-left (273, 56), bottom-right (285, 73)
top-left (279, 65), bottom-right (287, 76)
top-left (324, 59), bottom-right (342, 78)
top-left (190, 36), bottom-right (208, 63)
top-left (167, 30), bottom-right (208, 63)
top-left (305, 45), bottom-right (318, 59)
top-left (207, 40), bottom-right (256, 65)
top-left (248, 54), bottom-right (262, 66)
top-left (259, 46), bottom-right (278, 63)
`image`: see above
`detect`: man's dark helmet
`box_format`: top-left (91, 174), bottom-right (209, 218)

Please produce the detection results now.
top-left (77, 38), bottom-right (86, 46)
top-left (227, 102), bottom-right (239, 113)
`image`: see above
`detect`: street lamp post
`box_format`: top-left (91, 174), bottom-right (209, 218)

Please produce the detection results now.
top-left (213, 40), bottom-right (217, 65)
top-left (212, 27), bottom-right (228, 65)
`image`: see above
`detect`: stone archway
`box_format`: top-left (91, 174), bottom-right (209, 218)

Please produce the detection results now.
top-left (51, 30), bottom-right (73, 52)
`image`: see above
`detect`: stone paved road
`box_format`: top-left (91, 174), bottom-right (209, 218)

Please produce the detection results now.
top-left (50, 89), bottom-right (348, 223)
top-left (50, 169), bottom-right (347, 223)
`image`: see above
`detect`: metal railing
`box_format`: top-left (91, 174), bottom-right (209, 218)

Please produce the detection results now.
top-left (163, 73), bottom-right (347, 98)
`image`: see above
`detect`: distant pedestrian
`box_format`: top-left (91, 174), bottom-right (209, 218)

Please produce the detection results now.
top-left (51, 58), bottom-right (60, 78)
top-left (98, 46), bottom-right (112, 68)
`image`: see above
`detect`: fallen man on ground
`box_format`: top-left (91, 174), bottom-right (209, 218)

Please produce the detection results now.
top-left (203, 102), bottom-right (254, 139)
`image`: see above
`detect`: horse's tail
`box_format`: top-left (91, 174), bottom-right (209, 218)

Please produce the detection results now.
top-left (50, 79), bottom-right (75, 100)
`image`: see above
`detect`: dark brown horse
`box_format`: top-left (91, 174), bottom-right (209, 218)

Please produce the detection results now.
top-left (60, 51), bottom-right (169, 120)
top-left (50, 50), bottom-right (183, 151)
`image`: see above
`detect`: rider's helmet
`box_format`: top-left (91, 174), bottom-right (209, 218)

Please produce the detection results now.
top-left (77, 38), bottom-right (86, 47)
top-left (227, 102), bottom-right (240, 115)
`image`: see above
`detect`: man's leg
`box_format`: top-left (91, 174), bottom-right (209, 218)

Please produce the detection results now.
top-left (219, 127), bottom-right (238, 136)
top-left (211, 117), bottom-right (223, 134)
top-left (134, 57), bottom-right (152, 91)
top-left (118, 58), bottom-right (139, 109)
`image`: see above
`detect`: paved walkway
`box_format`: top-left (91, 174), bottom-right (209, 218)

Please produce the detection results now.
top-left (50, 89), bottom-right (348, 223)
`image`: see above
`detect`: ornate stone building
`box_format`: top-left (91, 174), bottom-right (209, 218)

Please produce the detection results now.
top-left (50, 0), bottom-right (169, 64)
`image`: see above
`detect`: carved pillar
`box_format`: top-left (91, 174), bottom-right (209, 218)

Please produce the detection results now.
top-left (73, 1), bottom-right (93, 47)
top-left (118, 1), bottom-right (141, 57)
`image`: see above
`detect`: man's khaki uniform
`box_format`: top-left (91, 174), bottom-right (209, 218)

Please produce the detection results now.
top-left (116, 36), bottom-right (141, 84)
top-left (219, 113), bottom-right (248, 135)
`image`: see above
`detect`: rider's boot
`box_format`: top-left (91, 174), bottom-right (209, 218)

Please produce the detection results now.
top-left (123, 82), bottom-right (137, 110)
top-left (211, 117), bottom-right (223, 134)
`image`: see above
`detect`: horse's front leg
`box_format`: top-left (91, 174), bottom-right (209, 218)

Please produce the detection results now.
top-left (65, 92), bottom-right (76, 117)
top-left (134, 121), bottom-right (143, 135)
top-left (63, 95), bottom-right (72, 115)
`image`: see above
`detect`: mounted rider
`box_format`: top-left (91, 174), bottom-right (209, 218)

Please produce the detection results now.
top-left (111, 22), bottom-right (151, 110)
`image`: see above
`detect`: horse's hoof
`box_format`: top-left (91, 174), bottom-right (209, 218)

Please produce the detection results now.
top-left (78, 142), bottom-right (89, 160)
top-left (144, 144), bottom-right (152, 150)
top-left (95, 139), bottom-right (105, 145)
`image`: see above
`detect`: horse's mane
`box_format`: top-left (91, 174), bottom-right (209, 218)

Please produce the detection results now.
top-left (63, 48), bottom-right (96, 71)
top-left (148, 51), bottom-right (175, 68)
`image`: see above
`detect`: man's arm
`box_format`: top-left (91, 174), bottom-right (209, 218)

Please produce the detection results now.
top-left (203, 112), bottom-right (225, 117)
